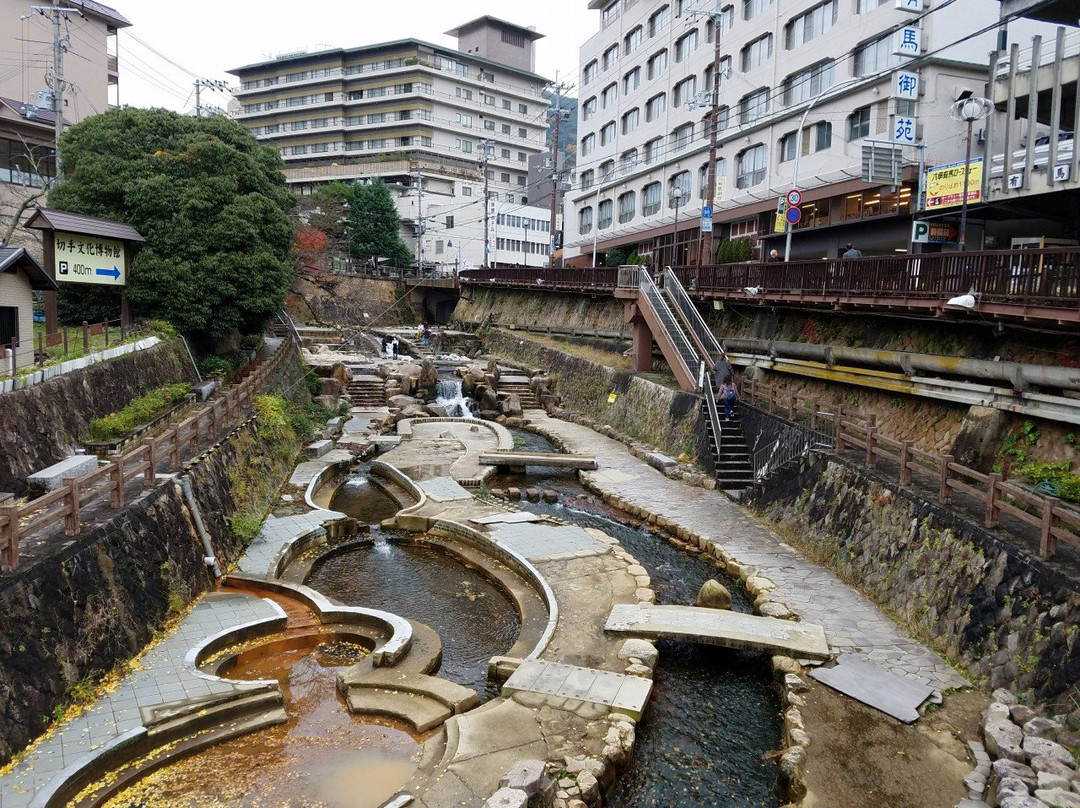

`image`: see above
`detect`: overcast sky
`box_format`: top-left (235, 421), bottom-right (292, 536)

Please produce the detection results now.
top-left (116, 1), bottom-right (599, 114)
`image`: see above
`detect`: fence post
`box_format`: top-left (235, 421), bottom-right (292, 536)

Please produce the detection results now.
top-left (63, 327), bottom-right (68, 355)
top-left (835, 406), bottom-right (846, 454)
top-left (939, 455), bottom-right (953, 502)
top-left (900, 441), bottom-right (912, 485)
top-left (82, 321), bottom-right (90, 354)
top-left (110, 460), bottom-right (125, 509)
top-left (9, 337), bottom-right (17, 377)
top-left (810, 399), bottom-right (820, 431)
top-left (985, 472), bottom-right (1001, 528)
top-left (63, 476), bottom-right (81, 535)
top-left (143, 439), bottom-right (156, 486)
top-left (168, 427), bottom-right (181, 467)
top-left (788, 394), bottom-right (797, 422)
top-left (1, 504), bottom-right (19, 570)
top-left (865, 426), bottom-right (876, 467)
top-left (104, 320), bottom-right (109, 346)
top-left (1039, 499), bottom-right (1055, 560)
top-left (37, 331), bottom-right (44, 366)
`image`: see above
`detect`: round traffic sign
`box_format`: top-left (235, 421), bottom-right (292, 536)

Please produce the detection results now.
top-left (785, 206), bottom-right (802, 225)
top-left (786, 189), bottom-right (803, 206)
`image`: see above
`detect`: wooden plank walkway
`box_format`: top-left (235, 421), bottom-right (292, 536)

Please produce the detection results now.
top-left (477, 450), bottom-right (598, 470)
top-left (604, 603), bottom-right (831, 660)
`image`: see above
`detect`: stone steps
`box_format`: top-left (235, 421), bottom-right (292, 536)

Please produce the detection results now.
top-left (345, 687), bottom-right (452, 732)
top-left (347, 374), bottom-right (385, 407)
top-left (704, 402), bottom-right (754, 492)
top-left (499, 383), bottom-right (539, 409)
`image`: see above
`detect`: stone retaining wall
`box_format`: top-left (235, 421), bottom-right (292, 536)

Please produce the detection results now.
top-left (485, 330), bottom-right (709, 468)
top-left (0, 340), bottom-right (198, 496)
top-left (0, 343), bottom-right (308, 765)
top-left (753, 456), bottom-right (1080, 707)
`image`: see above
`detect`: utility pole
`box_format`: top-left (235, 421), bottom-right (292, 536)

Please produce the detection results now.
top-left (700, 10), bottom-right (724, 266)
top-left (413, 164), bottom-right (424, 269)
top-left (194, 78), bottom-right (230, 118)
top-left (478, 139), bottom-right (493, 267)
top-left (28, 0), bottom-right (81, 181)
top-left (546, 80), bottom-right (571, 267)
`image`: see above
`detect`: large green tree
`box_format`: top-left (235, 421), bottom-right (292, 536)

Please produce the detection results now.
top-left (48, 108), bottom-right (294, 341)
top-left (346, 179), bottom-right (412, 268)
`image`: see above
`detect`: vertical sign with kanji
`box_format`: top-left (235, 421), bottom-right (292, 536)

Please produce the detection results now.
top-left (894, 27), bottom-right (921, 56)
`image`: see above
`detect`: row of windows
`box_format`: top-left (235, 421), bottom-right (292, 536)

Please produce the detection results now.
top-left (495, 239), bottom-right (551, 255)
top-left (585, 0), bottom-right (888, 104)
top-left (497, 214), bottom-right (551, 232)
top-left (241, 56), bottom-right (513, 92)
top-left (485, 170), bottom-right (529, 186)
top-left (576, 104), bottom-right (875, 208)
top-left (481, 120), bottom-right (531, 140)
top-left (456, 86), bottom-right (531, 116)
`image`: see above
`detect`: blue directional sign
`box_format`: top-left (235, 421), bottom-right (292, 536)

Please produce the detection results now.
top-left (96, 266), bottom-right (121, 280)
top-left (701, 204), bottom-right (713, 233)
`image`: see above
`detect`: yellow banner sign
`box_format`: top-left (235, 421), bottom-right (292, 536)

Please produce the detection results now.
top-left (925, 158), bottom-right (983, 209)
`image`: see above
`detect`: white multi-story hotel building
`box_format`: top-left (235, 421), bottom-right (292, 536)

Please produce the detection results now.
top-left (230, 16), bottom-right (555, 268)
top-left (564, 0), bottom-right (1057, 265)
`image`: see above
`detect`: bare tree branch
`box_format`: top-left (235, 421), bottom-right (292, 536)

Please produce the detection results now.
top-left (0, 133), bottom-right (54, 246)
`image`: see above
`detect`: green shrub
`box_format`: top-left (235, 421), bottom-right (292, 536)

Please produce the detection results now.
top-left (1016, 460), bottom-right (1080, 504)
top-left (85, 383), bottom-right (191, 442)
top-left (197, 355), bottom-right (235, 381)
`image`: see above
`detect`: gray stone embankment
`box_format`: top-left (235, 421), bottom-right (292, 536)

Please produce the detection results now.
top-left (0, 344), bottom-right (309, 766)
top-left (484, 330), bottom-right (710, 470)
top-left (755, 457), bottom-right (1080, 706)
top-left (0, 340), bottom-right (197, 496)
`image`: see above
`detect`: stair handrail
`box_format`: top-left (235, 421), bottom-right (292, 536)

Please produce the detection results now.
top-left (662, 267), bottom-right (726, 363)
top-left (702, 369), bottom-right (727, 477)
top-left (638, 269), bottom-right (703, 388)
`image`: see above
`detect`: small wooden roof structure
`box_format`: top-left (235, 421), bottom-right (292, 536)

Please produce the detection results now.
top-left (24, 208), bottom-right (145, 242)
top-left (0, 246), bottom-right (57, 290)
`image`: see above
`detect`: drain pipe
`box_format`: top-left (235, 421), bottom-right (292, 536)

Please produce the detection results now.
top-left (178, 334), bottom-right (203, 383)
top-left (177, 476), bottom-right (221, 578)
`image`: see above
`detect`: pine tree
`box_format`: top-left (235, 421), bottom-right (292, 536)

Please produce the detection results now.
top-left (346, 180), bottom-right (412, 268)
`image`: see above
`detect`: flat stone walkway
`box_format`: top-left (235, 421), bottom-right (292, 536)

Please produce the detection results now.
top-left (503, 660), bottom-right (652, 720)
top-left (0, 592), bottom-right (281, 808)
top-left (528, 410), bottom-right (968, 691)
top-left (605, 603), bottom-right (831, 660)
top-left (236, 510), bottom-right (347, 579)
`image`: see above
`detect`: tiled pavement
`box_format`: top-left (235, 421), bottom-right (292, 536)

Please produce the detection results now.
top-left (529, 410), bottom-right (969, 692)
top-left (236, 510), bottom-right (347, 579)
top-left (490, 522), bottom-right (609, 561)
top-left (0, 592), bottom-right (281, 808)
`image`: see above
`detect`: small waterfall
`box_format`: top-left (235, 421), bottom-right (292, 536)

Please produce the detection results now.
top-left (435, 378), bottom-right (477, 418)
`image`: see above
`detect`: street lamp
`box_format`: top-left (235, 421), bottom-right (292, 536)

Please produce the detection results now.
top-left (949, 97), bottom-right (992, 251)
top-left (784, 77), bottom-right (865, 262)
top-left (671, 185), bottom-right (685, 267)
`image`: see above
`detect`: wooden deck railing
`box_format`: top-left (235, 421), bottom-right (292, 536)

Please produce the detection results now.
top-left (744, 378), bottom-right (1080, 561)
top-left (0, 332), bottom-right (293, 571)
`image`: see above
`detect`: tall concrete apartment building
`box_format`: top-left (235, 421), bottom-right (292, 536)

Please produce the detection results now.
top-left (230, 17), bottom-right (556, 269)
top-left (0, 0), bottom-right (128, 248)
top-left (564, 0), bottom-right (1055, 265)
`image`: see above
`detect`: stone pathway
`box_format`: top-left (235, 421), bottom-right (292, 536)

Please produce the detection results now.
top-left (0, 592), bottom-right (281, 808)
top-left (528, 410), bottom-right (969, 692)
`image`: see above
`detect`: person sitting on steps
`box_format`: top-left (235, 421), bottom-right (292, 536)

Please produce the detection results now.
top-left (717, 375), bottom-right (738, 421)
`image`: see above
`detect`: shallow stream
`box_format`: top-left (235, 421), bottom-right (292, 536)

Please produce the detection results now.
top-left (490, 430), bottom-right (783, 807)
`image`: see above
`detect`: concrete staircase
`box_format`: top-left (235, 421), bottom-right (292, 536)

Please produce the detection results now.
top-left (347, 374), bottom-right (385, 407)
top-left (705, 399), bottom-right (754, 492)
top-left (499, 375), bottom-right (539, 408)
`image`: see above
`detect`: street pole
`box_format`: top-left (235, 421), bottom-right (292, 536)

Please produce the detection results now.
top-left (672, 187), bottom-right (684, 266)
top-left (783, 77), bottom-right (864, 262)
top-left (547, 81), bottom-right (569, 267)
top-left (701, 10), bottom-right (724, 266)
top-left (950, 97), bottom-right (990, 252)
top-left (478, 139), bottom-right (492, 267)
top-left (959, 118), bottom-right (973, 251)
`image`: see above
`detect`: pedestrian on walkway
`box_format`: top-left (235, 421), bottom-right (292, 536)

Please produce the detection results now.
top-left (391, 338), bottom-right (399, 360)
top-left (717, 376), bottom-right (738, 421)
top-left (381, 335), bottom-right (389, 355)
top-left (842, 243), bottom-right (862, 259)
top-left (422, 324), bottom-right (431, 347)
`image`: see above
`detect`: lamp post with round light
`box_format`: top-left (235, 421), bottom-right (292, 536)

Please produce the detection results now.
top-left (671, 185), bottom-right (685, 266)
top-left (949, 97), bottom-right (992, 251)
